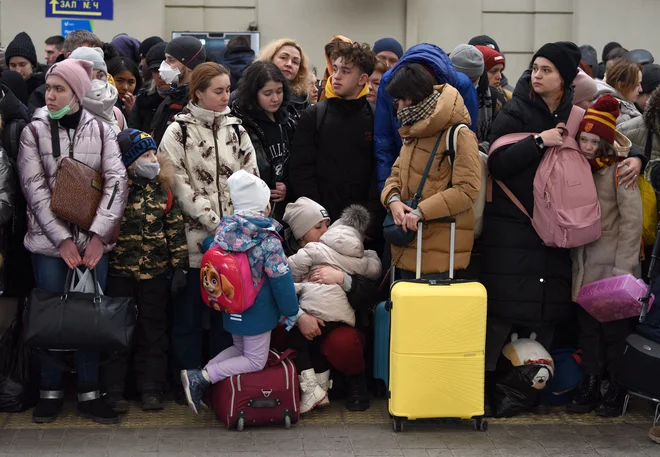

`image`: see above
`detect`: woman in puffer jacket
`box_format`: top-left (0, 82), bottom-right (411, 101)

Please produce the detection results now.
top-left (158, 62), bottom-right (258, 403)
top-left (381, 63), bottom-right (481, 278)
top-left (17, 59), bottom-right (128, 425)
top-left (594, 59), bottom-right (644, 124)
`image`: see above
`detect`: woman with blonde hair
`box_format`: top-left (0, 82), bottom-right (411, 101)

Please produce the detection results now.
top-left (258, 38), bottom-right (311, 120)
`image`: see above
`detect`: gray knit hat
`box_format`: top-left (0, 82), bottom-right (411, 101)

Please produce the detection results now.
top-left (450, 44), bottom-right (485, 81)
top-left (69, 47), bottom-right (107, 75)
top-left (283, 197), bottom-right (330, 240)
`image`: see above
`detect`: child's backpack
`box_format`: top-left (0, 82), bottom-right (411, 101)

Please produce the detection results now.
top-left (487, 106), bottom-right (601, 249)
top-left (200, 246), bottom-right (266, 315)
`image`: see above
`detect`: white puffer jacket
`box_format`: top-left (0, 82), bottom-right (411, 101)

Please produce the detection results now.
top-left (287, 216), bottom-right (381, 326)
top-left (158, 102), bottom-right (258, 268)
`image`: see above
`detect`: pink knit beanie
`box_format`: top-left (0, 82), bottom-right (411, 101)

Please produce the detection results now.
top-left (572, 68), bottom-right (597, 106)
top-left (46, 59), bottom-right (93, 103)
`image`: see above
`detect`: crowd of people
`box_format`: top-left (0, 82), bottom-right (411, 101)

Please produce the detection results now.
top-left (0, 27), bottom-right (659, 442)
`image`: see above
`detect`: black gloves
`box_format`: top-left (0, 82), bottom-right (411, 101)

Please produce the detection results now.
top-left (171, 267), bottom-right (188, 297)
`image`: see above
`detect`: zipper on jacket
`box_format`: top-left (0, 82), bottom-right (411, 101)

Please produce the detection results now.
top-left (212, 123), bottom-right (221, 194)
top-left (66, 129), bottom-right (77, 158)
top-left (107, 182), bottom-right (119, 210)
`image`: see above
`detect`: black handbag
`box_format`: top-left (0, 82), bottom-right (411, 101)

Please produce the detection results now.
top-left (23, 269), bottom-right (136, 351)
top-left (383, 134), bottom-right (444, 246)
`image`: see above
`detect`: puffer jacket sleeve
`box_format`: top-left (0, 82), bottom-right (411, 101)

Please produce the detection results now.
top-left (286, 246), bottom-right (313, 282)
top-left (488, 106), bottom-right (540, 180)
top-left (158, 122), bottom-right (221, 232)
top-left (417, 128), bottom-right (481, 221)
top-left (263, 236), bottom-right (299, 318)
top-left (614, 180), bottom-right (643, 276)
top-left (375, 82), bottom-right (401, 192)
top-left (0, 147), bottom-right (16, 227)
top-left (381, 154), bottom-right (403, 208)
top-left (89, 123), bottom-right (129, 243)
top-left (237, 124), bottom-right (259, 176)
top-left (359, 250), bottom-right (382, 280)
top-left (17, 123), bottom-right (72, 248)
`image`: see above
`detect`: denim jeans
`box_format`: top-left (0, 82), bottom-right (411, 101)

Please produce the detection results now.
top-left (32, 253), bottom-right (108, 390)
top-left (170, 267), bottom-right (230, 385)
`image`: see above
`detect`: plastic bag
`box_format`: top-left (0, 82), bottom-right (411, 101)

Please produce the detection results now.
top-left (70, 268), bottom-right (103, 295)
top-left (0, 316), bottom-right (36, 412)
top-left (492, 365), bottom-right (544, 417)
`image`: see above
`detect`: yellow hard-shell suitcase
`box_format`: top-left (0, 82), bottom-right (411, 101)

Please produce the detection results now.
top-left (388, 219), bottom-right (488, 432)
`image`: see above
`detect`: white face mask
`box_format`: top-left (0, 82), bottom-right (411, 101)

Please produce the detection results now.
top-left (134, 161), bottom-right (161, 180)
top-left (159, 61), bottom-right (181, 86)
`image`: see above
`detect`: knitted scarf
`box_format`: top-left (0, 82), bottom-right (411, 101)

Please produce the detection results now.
top-left (588, 155), bottom-right (622, 173)
top-left (396, 90), bottom-right (440, 126)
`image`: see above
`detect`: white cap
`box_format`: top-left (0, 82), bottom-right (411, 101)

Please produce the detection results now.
top-left (228, 170), bottom-right (271, 213)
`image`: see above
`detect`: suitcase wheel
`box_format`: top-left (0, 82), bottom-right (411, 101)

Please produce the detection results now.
top-left (473, 417), bottom-right (488, 432)
top-left (284, 412), bottom-right (292, 429)
top-left (392, 417), bottom-right (404, 432)
top-left (236, 417), bottom-right (245, 432)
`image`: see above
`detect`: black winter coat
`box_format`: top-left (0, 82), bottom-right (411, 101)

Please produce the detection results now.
top-left (222, 46), bottom-right (255, 90)
top-left (289, 97), bottom-right (383, 241)
top-left (481, 71), bottom-right (575, 326)
top-left (129, 89), bottom-right (165, 133)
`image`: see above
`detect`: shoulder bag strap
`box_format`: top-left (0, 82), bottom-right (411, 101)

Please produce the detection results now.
top-left (49, 118), bottom-right (61, 159)
top-left (411, 133), bottom-right (444, 207)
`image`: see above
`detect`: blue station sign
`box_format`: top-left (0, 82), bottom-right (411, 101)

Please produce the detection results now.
top-left (46, 0), bottom-right (113, 20)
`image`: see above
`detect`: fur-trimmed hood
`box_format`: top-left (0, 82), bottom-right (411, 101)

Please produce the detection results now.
top-left (157, 155), bottom-right (175, 191)
top-left (643, 86), bottom-right (660, 131)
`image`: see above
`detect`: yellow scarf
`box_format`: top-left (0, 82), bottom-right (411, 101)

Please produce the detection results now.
top-left (324, 75), bottom-right (369, 100)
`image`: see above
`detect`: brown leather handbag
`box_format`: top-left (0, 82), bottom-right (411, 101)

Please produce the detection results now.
top-left (49, 118), bottom-right (104, 231)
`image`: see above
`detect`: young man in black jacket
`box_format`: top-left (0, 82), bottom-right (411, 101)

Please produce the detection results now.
top-left (290, 41), bottom-right (383, 248)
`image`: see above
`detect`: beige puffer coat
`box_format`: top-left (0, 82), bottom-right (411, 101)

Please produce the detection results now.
top-left (287, 221), bottom-right (382, 326)
top-left (18, 108), bottom-right (128, 257)
top-left (571, 132), bottom-right (642, 300)
top-left (381, 84), bottom-right (481, 274)
top-left (158, 102), bottom-right (258, 268)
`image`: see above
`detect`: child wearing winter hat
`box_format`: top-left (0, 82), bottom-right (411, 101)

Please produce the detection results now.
top-left (285, 203), bottom-right (382, 414)
top-left (104, 129), bottom-right (188, 412)
top-left (568, 94), bottom-right (642, 417)
top-left (180, 170), bottom-right (300, 415)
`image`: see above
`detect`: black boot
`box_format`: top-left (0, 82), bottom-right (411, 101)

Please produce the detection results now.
top-left (567, 373), bottom-right (601, 414)
top-left (105, 386), bottom-right (129, 414)
top-left (77, 388), bottom-right (119, 425)
top-left (141, 391), bottom-right (164, 411)
top-left (345, 372), bottom-right (370, 412)
top-left (32, 390), bottom-right (64, 424)
top-left (596, 382), bottom-right (627, 417)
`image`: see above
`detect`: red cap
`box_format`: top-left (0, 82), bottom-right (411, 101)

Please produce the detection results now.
top-left (475, 45), bottom-right (505, 71)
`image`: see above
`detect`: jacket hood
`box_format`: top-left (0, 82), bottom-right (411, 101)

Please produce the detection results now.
top-left (213, 212), bottom-right (281, 253)
top-left (325, 75), bottom-right (369, 100)
top-left (223, 46), bottom-right (255, 64)
top-left (175, 101), bottom-right (242, 128)
top-left (382, 43), bottom-right (458, 90)
top-left (323, 35), bottom-right (353, 78)
top-left (0, 88), bottom-right (29, 124)
top-left (613, 130), bottom-right (632, 158)
top-left (643, 85), bottom-right (660, 130)
top-left (82, 80), bottom-right (119, 125)
top-left (158, 155), bottom-right (175, 191)
top-left (401, 84), bottom-right (471, 138)
top-left (320, 223), bottom-right (365, 258)
top-left (512, 70), bottom-right (575, 116)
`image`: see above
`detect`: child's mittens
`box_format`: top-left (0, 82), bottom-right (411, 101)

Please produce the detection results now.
top-left (202, 236), bottom-right (215, 254)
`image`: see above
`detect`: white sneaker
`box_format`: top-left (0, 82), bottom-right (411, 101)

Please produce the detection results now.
top-left (315, 370), bottom-right (332, 407)
top-left (299, 369), bottom-right (327, 414)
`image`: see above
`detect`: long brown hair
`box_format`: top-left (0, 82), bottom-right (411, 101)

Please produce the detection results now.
top-left (606, 60), bottom-right (643, 94)
top-left (257, 38), bottom-right (310, 97)
top-left (188, 62), bottom-right (230, 104)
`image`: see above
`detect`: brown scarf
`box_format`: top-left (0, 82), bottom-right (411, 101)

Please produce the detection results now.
top-left (396, 90), bottom-right (440, 126)
top-left (588, 155), bottom-right (623, 173)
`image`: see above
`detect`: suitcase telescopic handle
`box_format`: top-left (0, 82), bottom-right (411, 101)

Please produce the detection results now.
top-left (415, 217), bottom-right (456, 280)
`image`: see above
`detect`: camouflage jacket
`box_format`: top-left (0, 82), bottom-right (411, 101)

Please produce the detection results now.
top-left (109, 158), bottom-right (188, 280)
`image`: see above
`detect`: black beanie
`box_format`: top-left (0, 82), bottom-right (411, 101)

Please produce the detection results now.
top-left (165, 36), bottom-right (206, 70)
top-left (0, 70), bottom-right (29, 106)
top-left (146, 42), bottom-right (168, 71)
top-left (140, 36), bottom-right (164, 59)
top-left (468, 35), bottom-right (500, 53)
top-left (642, 64), bottom-right (660, 95)
top-left (5, 32), bottom-right (37, 68)
top-left (602, 42), bottom-right (622, 62)
top-left (533, 41), bottom-right (582, 85)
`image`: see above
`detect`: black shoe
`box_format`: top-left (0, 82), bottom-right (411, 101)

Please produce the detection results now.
top-left (596, 382), bottom-right (627, 417)
top-left (77, 390), bottom-right (119, 425)
top-left (141, 392), bottom-right (164, 411)
top-left (345, 373), bottom-right (370, 412)
top-left (32, 390), bottom-right (64, 424)
top-left (105, 387), bottom-right (129, 414)
top-left (567, 373), bottom-right (601, 414)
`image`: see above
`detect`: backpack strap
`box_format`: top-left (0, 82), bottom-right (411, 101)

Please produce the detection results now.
top-left (232, 124), bottom-right (241, 142)
top-left (113, 106), bottom-right (124, 130)
top-left (315, 101), bottom-right (328, 143)
top-left (444, 124), bottom-right (469, 167)
top-left (49, 118), bottom-right (61, 159)
top-left (176, 120), bottom-right (188, 149)
top-left (564, 105), bottom-right (586, 137)
top-left (165, 188), bottom-right (173, 215)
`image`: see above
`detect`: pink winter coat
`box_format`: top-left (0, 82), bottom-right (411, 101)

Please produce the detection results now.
top-left (18, 108), bottom-right (128, 257)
